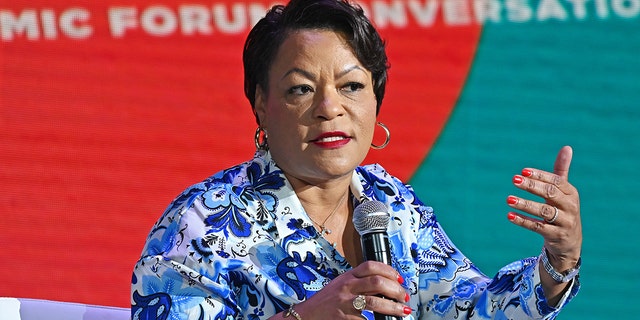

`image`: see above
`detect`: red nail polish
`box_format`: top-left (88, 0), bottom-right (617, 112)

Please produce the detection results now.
top-left (507, 196), bottom-right (518, 205)
top-left (403, 306), bottom-right (412, 315)
top-left (397, 274), bottom-right (404, 284)
top-left (522, 169), bottom-right (533, 177)
top-left (404, 292), bottom-right (410, 302)
top-left (513, 175), bottom-right (523, 184)
top-left (508, 212), bottom-right (517, 221)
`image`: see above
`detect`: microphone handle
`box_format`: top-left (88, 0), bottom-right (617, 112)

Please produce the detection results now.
top-left (361, 232), bottom-right (401, 320)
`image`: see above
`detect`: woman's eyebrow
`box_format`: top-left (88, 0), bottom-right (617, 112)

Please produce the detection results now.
top-left (281, 67), bottom-right (316, 81)
top-left (281, 64), bottom-right (366, 81)
top-left (337, 65), bottom-right (366, 78)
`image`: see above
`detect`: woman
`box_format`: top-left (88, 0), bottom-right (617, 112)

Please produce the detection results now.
top-left (131, 0), bottom-right (582, 319)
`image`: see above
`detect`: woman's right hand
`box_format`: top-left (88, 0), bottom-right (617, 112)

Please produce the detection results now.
top-left (285, 261), bottom-right (411, 319)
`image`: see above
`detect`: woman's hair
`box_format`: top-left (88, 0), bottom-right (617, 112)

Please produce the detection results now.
top-left (243, 0), bottom-right (389, 124)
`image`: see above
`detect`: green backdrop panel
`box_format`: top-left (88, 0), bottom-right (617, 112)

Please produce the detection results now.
top-left (411, 18), bottom-right (640, 319)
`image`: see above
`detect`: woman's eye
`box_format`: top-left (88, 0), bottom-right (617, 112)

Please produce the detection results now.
top-left (288, 85), bottom-right (313, 95)
top-left (343, 82), bottom-right (365, 92)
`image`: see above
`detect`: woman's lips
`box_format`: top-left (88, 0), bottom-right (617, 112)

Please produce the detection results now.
top-left (311, 132), bottom-right (351, 148)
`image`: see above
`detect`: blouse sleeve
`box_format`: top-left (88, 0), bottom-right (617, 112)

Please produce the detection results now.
top-left (354, 164), bottom-right (580, 320)
top-left (130, 184), bottom-right (239, 320)
top-left (413, 202), bottom-right (580, 319)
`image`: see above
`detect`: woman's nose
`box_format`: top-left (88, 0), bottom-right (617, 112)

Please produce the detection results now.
top-left (313, 87), bottom-right (344, 120)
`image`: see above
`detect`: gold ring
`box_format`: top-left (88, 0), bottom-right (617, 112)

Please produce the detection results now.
top-left (352, 294), bottom-right (366, 311)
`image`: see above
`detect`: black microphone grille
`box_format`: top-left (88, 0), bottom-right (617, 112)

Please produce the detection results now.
top-left (352, 200), bottom-right (390, 235)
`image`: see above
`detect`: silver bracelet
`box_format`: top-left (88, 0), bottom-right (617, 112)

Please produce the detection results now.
top-left (283, 304), bottom-right (302, 320)
top-left (540, 247), bottom-right (581, 283)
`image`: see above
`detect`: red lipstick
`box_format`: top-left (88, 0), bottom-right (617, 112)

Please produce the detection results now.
top-left (311, 131), bottom-right (351, 148)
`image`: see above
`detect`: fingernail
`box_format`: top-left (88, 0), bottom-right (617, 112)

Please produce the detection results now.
top-left (397, 274), bottom-right (404, 284)
top-left (522, 169), bottom-right (533, 177)
top-left (404, 292), bottom-right (410, 302)
top-left (513, 175), bottom-right (523, 184)
top-left (507, 196), bottom-right (518, 205)
top-left (507, 212), bottom-right (517, 221)
top-left (403, 306), bottom-right (412, 315)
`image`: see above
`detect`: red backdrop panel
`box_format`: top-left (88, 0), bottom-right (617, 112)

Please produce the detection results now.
top-left (0, 0), bottom-right (480, 307)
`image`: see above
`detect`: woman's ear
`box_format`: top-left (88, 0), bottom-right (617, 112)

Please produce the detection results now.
top-left (254, 85), bottom-right (267, 128)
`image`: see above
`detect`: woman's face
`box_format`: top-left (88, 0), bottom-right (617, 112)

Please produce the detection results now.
top-left (255, 29), bottom-right (377, 186)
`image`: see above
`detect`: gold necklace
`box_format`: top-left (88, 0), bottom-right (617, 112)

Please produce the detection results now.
top-left (308, 191), bottom-right (349, 236)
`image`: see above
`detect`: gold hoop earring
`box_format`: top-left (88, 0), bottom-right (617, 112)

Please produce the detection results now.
top-left (371, 122), bottom-right (390, 149)
top-left (254, 127), bottom-right (268, 150)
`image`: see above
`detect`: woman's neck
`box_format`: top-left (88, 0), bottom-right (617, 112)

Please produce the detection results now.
top-left (287, 174), bottom-right (363, 266)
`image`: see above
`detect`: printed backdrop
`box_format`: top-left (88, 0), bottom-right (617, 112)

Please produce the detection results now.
top-left (1, 0), bottom-right (638, 318)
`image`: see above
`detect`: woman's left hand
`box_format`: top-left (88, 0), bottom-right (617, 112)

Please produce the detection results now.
top-left (506, 145), bottom-right (582, 279)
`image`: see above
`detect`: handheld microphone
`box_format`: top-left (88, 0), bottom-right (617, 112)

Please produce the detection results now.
top-left (353, 200), bottom-right (400, 320)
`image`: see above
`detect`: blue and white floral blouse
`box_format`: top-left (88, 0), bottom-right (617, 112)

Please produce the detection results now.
top-left (131, 150), bottom-right (579, 320)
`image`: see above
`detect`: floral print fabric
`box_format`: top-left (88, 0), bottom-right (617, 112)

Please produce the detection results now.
top-left (131, 150), bottom-right (578, 320)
